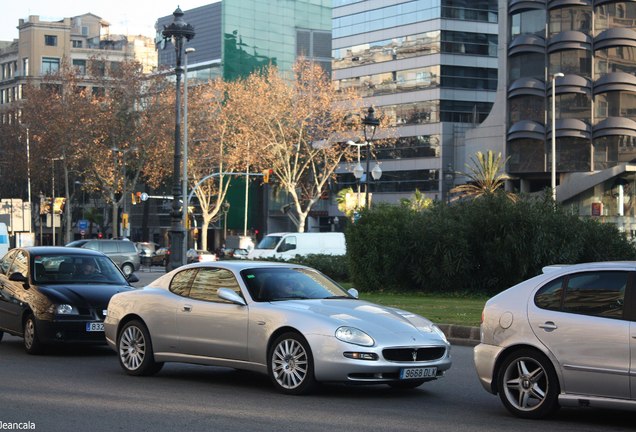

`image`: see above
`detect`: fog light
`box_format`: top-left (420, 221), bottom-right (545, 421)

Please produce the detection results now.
top-left (344, 352), bottom-right (378, 361)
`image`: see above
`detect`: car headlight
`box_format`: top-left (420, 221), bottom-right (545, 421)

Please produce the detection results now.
top-left (335, 326), bottom-right (375, 347)
top-left (50, 304), bottom-right (79, 315)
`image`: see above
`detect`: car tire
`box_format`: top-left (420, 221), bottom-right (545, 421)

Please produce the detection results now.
top-left (496, 348), bottom-right (560, 419)
top-left (268, 332), bottom-right (316, 395)
top-left (117, 320), bottom-right (163, 376)
top-left (24, 314), bottom-right (43, 355)
top-left (121, 263), bottom-right (134, 277)
top-left (388, 379), bottom-right (426, 389)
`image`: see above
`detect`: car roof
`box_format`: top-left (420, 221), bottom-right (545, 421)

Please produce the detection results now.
top-left (21, 246), bottom-right (106, 257)
top-left (542, 261), bottom-right (636, 275)
top-left (175, 260), bottom-right (307, 272)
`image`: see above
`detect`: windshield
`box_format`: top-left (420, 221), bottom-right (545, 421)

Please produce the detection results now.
top-left (240, 267), bottom-right (352, 302)
top-left (255, 236), bottom-right (282, 250)
top-left (32, 254), bottom-right (128, 285)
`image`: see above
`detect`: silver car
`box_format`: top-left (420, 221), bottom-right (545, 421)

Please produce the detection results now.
top-left (474, 262), bottom-right (636, 419)
top-left (105, 261), bottom-right (451, 394)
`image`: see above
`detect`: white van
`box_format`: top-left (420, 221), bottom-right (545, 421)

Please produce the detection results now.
top-left (248, 232), bottom-right (346, 260)
top-left (0, 223), bottom-right (9, 258)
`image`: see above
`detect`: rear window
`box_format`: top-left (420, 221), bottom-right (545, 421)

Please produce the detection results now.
top-left (256, 236), bottom-right (282, 250)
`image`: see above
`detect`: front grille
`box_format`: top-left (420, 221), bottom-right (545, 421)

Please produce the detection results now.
top-left (382, 347), bottom-right (446, 362)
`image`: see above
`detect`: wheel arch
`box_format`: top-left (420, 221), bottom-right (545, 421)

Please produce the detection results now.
top-left (267, 326), bottom-right (306, 352)
top-left (491, 343), bottom-right (560, 394)
top-left (116, 313), bottom-right (147, 340)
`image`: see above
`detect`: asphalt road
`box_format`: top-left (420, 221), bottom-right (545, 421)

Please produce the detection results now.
top-left (0, 268), bottom-right (633, 431)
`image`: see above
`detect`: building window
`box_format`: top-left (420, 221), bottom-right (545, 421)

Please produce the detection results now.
top-left (72, 40), bottom-right (83, 48)
top-left (508, 138), bottom-right (546, 173)
top-left (595, 91), bottom-right (636, 122)
top-left (508, 52), bottom-right (544, 81)
top-left (595, 46), bottom-right (636, 80)
top-left (41, 57), bottom-right (60, 74)
top-left (549, 7), bottom-right (591, 36)
top-left (509, 95), bottom-right (545, 124)
top-left (22, 58), bottom-right (29, 77)
top-left (595, 3), bottom-right (636, 32)
top-left (510, 9), bottom-right (546, 40)
top-left (45, 35), bottom-right (58, 46)
top-left (549, 50), bottom-right (591, 78)
top-left (73, 59), bottom-right (86, 75)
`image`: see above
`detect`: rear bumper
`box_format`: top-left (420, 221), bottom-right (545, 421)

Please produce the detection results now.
top-left (473, 343), bottom-right (504, 394)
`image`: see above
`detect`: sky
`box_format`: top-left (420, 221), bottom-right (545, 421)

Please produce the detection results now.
top-left (1, 1), bottom-right (217, 41)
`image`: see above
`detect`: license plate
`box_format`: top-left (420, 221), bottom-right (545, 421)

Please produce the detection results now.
top-left (400, 367), bottom-right (437, 380)
top-left (86, 322), bottom-right (104, 332)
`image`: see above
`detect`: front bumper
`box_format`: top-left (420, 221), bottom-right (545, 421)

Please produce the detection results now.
top-left (36, 318), bottom-right (106, 345)
top-left (309, 335), bottom-right (452, 384)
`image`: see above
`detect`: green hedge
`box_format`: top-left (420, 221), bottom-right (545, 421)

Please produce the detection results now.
top-left (346, 193), bottom-right (636, 295)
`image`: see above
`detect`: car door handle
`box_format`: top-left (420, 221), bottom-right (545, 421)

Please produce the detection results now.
top-left (539, 321), bottom-right (557, 331)
top-left (182, 305), bottom-right (192, 312)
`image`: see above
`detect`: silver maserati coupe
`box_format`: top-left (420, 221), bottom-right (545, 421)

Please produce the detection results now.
top-left (105, 261), bottom-right (452, 394)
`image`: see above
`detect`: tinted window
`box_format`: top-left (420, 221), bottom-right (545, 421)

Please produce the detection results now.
top-left (102, 242), bottom-right (118, 254)
top-left (536, 271), bottom-right (627, 319)
top-left (169, 269), bottom-right (196, 297)
top-left (0, 250), bottom-right (17, 275)
top-left (8, 250), bottom-right (28, 277)
top-left (118, 242), bottom-right (137, 253)
top-left (188, 268), bottom-right (240, 303)
top-left (535, 277), bottom-right (564, 310)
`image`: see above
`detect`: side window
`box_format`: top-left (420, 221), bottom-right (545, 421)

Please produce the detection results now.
top-left (0, 250), bottom-right (17, 275)
top-left (188, 268), bottom-right (241, 303)
top-left (8, 250), bottom-right (28, 277)
top-left (119, 242), bottom-right (136, 253)
top-left (102, 242), bottom-right (118, 254)
top-left (169, 269), bottom-right (197, 297)
top-left (84, 241), bottom-right (100, 252)
top-left (562, 271), bottom-right (627, 319)
top-left (535, 277), bottom-right (564, 310)
top-left (278, 236), bottom-right (297, 252)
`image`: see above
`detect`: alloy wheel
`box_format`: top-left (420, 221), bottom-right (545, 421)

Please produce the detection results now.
top-left (271, 338), bottom-right (309, 390)
top-left (119, 325), bottom-right (146, 371)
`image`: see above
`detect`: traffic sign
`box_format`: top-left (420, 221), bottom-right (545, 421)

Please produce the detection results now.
top-left (141, 192), bottom-right (149, 201)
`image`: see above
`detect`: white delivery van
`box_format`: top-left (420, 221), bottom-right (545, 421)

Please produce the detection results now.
top-left (0, 223), bottom-right (9, 258)
top-left (247, 232), bottom-right (346, 260)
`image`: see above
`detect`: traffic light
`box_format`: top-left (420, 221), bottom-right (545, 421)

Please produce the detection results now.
top-left (131, 192), bottom-right (142, 205)
top-left (262, 169), bottom-right (272, 184)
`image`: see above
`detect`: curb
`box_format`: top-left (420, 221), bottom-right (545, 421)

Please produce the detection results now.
top-left (437, 324), bottom-right (480, 347)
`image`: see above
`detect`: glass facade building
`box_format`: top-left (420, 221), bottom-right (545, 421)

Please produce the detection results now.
top-left (332, 0), bottom-right (498, 205)
top-left (464, 0), bottom-right (636, 238)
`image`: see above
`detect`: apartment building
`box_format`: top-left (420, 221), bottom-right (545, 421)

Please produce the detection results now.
top-left (465, 0), bottom-right (636, 237)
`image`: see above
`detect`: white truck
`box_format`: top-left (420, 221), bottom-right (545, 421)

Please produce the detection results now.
top-left (247, 232), bottom-right (346, 260)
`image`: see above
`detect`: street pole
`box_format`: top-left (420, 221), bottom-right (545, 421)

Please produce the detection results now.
top-left (551, 72), bottom-right (564, 202)
top-left (163, 7), bottom-right (195, 271)
top-left (183, 47), bottom-right (195, 260)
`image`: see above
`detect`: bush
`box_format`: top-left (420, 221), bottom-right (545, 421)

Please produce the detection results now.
top-left (286, 254), bottom-right (350, 282)
top-left (346, 193), bottom-right (636, 295)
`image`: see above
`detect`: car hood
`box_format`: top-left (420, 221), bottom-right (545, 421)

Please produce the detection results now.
top-left (37, 284), bottom-right (134, 307)
top-left (270, 299), bottom-right (445, 341)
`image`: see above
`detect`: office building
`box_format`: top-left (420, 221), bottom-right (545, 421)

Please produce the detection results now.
top-left (331, 0), bottom-right (499, 210)
top-left (465, 0), bottom-right (636, 236)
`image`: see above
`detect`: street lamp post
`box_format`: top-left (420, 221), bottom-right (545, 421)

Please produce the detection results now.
top-left (551, 72), bottom-right (564, 202)
top-left (362, 107), bottom-right (381, 209)
top-left (183, 47), bottom-right (195, 263)
top-left (163, 7), bottom-right (195, 271)
top-left (50, 157), bottom-right (63, 245)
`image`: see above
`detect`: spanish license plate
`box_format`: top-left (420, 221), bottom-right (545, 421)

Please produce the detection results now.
top-left (86, 322), bottom-right (104, 332)
top-left (400, 367), bottom-right (437, 380)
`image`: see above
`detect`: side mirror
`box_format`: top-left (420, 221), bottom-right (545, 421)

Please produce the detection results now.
top-left (218, 287), bottom-right (246, 306)
top-left (347, 288), bottom-right (359, 299)
top-left (9, 272), bottom-right (28, 287)
top-left (127, 273), bottom-right (140, 283)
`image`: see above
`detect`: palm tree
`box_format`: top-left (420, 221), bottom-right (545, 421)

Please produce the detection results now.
top-left (450, 150), bottom-right (517, 202)
top-left (336, 187), bottom-right (357, 219)
top-left (400, 188), bottom-right (433, 211)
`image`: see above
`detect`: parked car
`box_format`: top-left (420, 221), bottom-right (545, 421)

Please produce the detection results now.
top-left (219, 248), bottom-right (248, 260)
top-left (186, 249), bottom-right (217, 263)
top-left (105, 261), bottom-right (451, 394)
top-left (153, 247), bottom-right (170, 266)
top-left (66, 239), bottom-right (140, 276)
top-left (474, 262), bottom-right (636, 419)
top-left (0, 246), bottom-right (138, 354)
